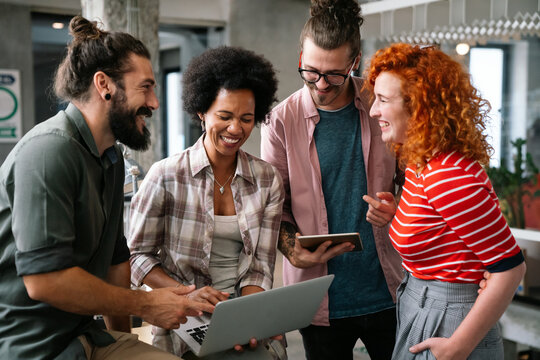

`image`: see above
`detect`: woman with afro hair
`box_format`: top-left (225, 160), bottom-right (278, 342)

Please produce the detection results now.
top-left (128, 46), bottom-right (286, 359)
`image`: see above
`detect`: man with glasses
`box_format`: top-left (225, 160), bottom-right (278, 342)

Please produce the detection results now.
top-left (260, 1), bottom-right (403, 359)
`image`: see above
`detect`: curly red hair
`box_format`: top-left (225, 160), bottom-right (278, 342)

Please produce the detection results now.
top-left (364, 43), bottom-right (493, 170)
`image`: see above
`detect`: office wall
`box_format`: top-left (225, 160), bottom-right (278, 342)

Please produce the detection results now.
top-left (0, 3), bottom-right (34, 163)
top-left (0, 0), bottom-right (331, 161)
top-left (227, 0), bottom-right (309, 157)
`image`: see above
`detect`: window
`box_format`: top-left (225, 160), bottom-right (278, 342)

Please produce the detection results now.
top-left (469, 47), bottom-right (504, 168)
top-left (32, 12), bottom-right (71, 124)
top-left (164, 70), bottom-right (184, 156)
top-left (468, 38), bottom-right (540, 232)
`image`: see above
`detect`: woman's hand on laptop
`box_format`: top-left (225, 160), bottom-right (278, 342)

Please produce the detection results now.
top-left (187, 286), bottom-right (230, 305)
top-left (233, 334), bottom-right (284, 352)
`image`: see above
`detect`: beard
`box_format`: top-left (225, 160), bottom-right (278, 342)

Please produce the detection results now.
top-left (305, 79), bottom-right (351, 110)
top-left (108, 90), bottom-right (152, 151)
top-left (306, 82), bottom-right (337, 106)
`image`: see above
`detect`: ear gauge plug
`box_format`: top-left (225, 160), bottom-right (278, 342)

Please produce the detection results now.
top-left (104, 93), bottom-right (111, 101)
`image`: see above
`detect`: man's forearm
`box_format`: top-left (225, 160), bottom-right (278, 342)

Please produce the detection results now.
top-left (277, 221), bottom-right (297, 261)
top-left (142, 265), bottom-right (182, 289)
top-left (103, 262), bottom-right (133, 332)
top-left (23, 266), bottom-right (147, 318)
top-left (24, 265), bottom-right (216, 331)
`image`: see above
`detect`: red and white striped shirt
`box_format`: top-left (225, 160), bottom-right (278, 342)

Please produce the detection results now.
top-left (390, 152), bottom-right (522, 283)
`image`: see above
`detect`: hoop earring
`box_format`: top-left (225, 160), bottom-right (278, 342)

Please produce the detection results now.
top-left (104, 93), bottom-right (111, 101)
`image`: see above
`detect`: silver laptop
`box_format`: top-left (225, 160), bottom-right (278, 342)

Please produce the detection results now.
top-left (174, 275), bottom-right (334, 358)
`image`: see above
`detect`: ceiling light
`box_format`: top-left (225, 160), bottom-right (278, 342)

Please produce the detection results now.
top-left (456, 43), bottom-right (470, 56)
top-left (52, 22), bottom-right (65, 30)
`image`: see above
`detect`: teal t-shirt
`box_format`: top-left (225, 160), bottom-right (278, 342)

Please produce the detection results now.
top-left (314, 101), bottom-right (394, 318)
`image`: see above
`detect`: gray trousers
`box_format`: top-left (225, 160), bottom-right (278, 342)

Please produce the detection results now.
top-left (392, 273), bottom-right (503, 360)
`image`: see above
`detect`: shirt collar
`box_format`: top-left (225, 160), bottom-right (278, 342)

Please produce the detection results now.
top-left (300, 85), bottom-right (319, 121)
top-left (189, 136), bottom-right (212, 177)
top-left (65, 103), bottom-right (119, 164)
top-left (104, 146), bottom-right (119, 164)
top-left (235, 146), bottom-right (255, 185)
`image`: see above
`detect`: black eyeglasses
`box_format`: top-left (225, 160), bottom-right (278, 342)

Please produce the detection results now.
top-left (298, 67), bottom-right (354, 86)
top-left (297, 52), bottom-right (355, 86)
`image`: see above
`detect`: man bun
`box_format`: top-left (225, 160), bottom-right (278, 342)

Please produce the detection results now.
top-left (309, 0), bottom-right (363, 28)
top-left (300, 0), bottom-right (363, 57)
top-left (68, 15), bottom-right (107, 42)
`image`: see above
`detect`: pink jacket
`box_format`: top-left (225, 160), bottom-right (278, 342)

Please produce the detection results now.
top-left (261, 77), bottom-right (403, 325)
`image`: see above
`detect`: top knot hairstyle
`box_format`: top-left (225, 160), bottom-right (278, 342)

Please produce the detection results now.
top-left (182, 46), bottom-right (278, 126)
top-left (300, 0), bottom-right (363, 59)
top-left (54, 15), bottom-right (150, 102)
top-left (364, 43), bottom-right (492, 169)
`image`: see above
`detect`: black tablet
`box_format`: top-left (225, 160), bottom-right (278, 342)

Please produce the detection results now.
top-left (297, 232), bottom-right (363, 252)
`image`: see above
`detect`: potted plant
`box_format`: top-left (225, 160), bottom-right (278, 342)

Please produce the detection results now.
top-left (487, 138), bottom-right (540, 229)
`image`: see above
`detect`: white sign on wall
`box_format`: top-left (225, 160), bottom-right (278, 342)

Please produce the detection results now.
top-left (0, 69), bottom-right (22, 142)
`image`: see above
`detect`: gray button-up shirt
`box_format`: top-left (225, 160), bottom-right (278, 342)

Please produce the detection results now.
top-left (0, 103), bottom-right (129, 359)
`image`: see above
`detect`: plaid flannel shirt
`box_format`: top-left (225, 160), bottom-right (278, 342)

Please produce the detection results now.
top-left (128, 136), bottom-right (284, 292)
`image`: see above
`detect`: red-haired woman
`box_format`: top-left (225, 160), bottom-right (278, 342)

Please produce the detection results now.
top-left (363, 43), bottom-right (526, 360)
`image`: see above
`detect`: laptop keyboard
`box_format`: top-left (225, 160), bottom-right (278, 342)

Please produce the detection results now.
top-left (186, 324), bottom-right (209, 345)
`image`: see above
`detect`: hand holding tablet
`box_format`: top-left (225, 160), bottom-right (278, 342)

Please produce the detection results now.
top-left (297, 232), bottom-right (363, 252)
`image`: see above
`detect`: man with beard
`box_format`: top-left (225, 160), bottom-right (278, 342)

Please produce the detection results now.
top-left (0, 15), bottom-right (213, 360)
top-left (260, 1), bottom-right (403, 359)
